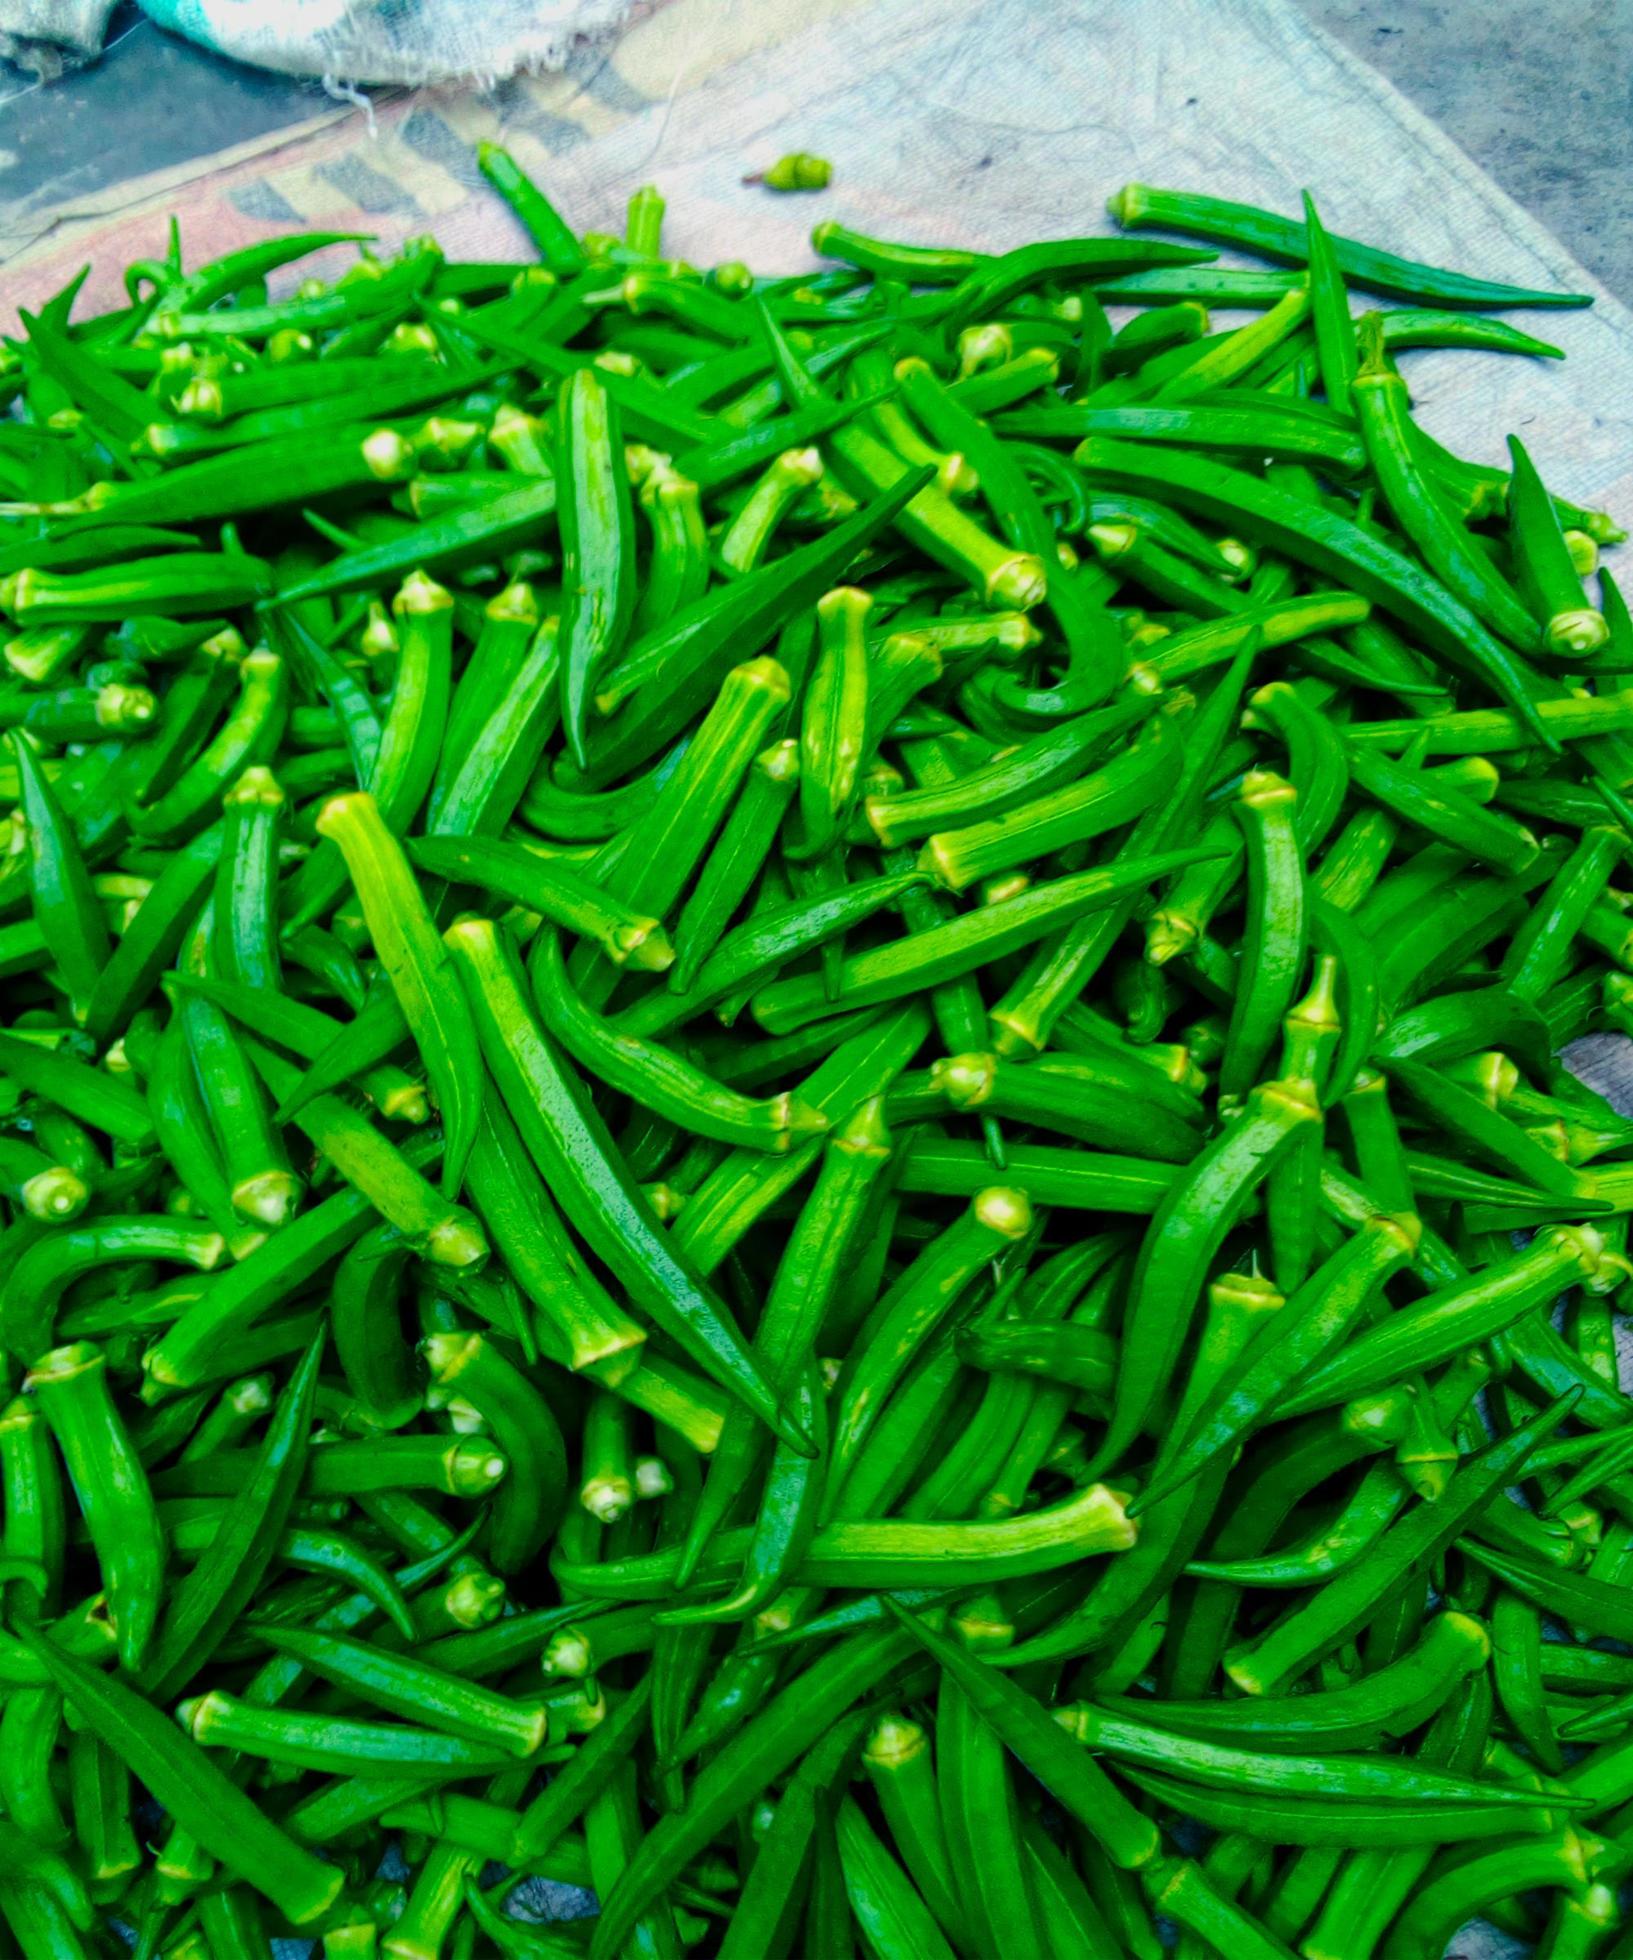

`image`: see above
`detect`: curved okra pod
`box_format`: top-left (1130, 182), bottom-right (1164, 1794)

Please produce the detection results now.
top-left (177, 1691), bottom-right (527, 1780)
top-left (1, 1213), bottom-right (226, 1363)
top-left (440, 578), bottom-right (540, 788)
top-left (177, 978), bottom-right (305, 1229)
top-left (1376, 1834), bottom-right (1607, 1960)
top-left (992, 644), bottom-right (1258, 1055)
top-left (247, 1621), bottom-right (550, 1757)
top-left (26, 1341), bottom-right (165, 1672)
top-left (81, 814), bottom-right (224, 1042)
top-left (835, 1794), bottom-right (959, 1960)
top-left (1218, 768), bottom-right (1307, 1097)
top-left (286, 572), bottom-right (454, 930)
top-left (1110, 1610), bottom-right (1490, 1754)
top-left (580, 656), bottom-right (792, 993)
top-left (861, 1713), bottom-right (966, 1945)
top-left (1500, 823), bottom-right (1624, 1003)
top-left (628, 870), bottom-right (929, 1039)
top-left (669, 1097), bottom-right (893, 1604)
top-left (421, 1331), bottom-right (567, 1574)
top-left (930, 1050), bottom-right (1201, 1161)
top-left (330, 1225), bottom-right (421, 1432)
top-left (889, 1599), bottom-right (1159, 1869)
top-left (249, 1037), bottom-right (486, 1266)
top-left (316, 790), bottom-right (481, 1194)
top-left (1096, 1076), bottom-right (1320, 1475)
top-left (1136, 1210), bottom-right (1419, 1513)
top-left (866, 693), bottom-right (1154, 847)
top-left (718, 446), bottom-right (825, 573)
top-left (137, 1328), bottom-right (322, 1702)
top-left (0, 1396), bottom-right (64, 1625)
top-left (580, 468), bottom-right (929, 783)
top-left (957, 1320), bottom-right (1116, 1403)
top-left (11, 732), bottom-right (109, 1023)
top-left (165, 971), bottom-right (426, 1121)
top-left (631, 465), bottom-right (709, 638)
top-left (17, 1621), bottom-right (343, 1924)
top-left (1270, 1223), bottom-right (1607, 1426)
top-left (0, 551), bottom-right (273, 627)
top-left (1346, 742), bottom-right (1540, 873)
top-left (528, 924), bottom-right (824, 1152)
top-left (1125, 1774), bottom-right (1568, 1853)
top-left (1054, 1698), bottom-right (1550, 1809)
top-left (1241, 680), bottom-right (1349, 855)
top-left (1073, 438), bottom-right (1561, 747)
top-left (1228, 1393), bottom-right (1577, 1696)
top-left (1351, 316), bottom-right (1540, 651)
top-left (475, 143), bottom-right (583, 270)
top-left (463, 1099), bottom-right (647, 1381)
top-left (562, 1477), bottom-right (1136, 1608)
top-left (830, 1186), bottom-right (1033, 1491)
top-left (764, 309), bottom-right (1050, 608)
top-left (129, 648), bottom-right (289, 843)
top-left (1107, 181), bottom-right (1590, 307)
top-left (934, 1608), bottom-right (1047, 1959)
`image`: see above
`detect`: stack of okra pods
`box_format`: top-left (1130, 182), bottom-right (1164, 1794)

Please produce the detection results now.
top-left (1, 152), bottom-right (1633, 1957)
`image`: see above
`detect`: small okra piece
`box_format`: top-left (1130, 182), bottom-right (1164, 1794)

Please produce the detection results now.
top-left (748, 846), bottom-right (1219, 1036)
top-left (755, 152), bottom-right (834, 192)
top-left (476, 143), bottom-right (584, 271)
top-left (831, 1185), bottom-right (1033, 1486)
top-left (920, 706), bottom-right (1183, 893)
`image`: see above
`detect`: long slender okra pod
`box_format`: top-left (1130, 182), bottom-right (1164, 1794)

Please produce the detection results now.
top-left (447, 918), bottom-right (802, 1453)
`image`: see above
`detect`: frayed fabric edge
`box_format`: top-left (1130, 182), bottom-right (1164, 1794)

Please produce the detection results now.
top-left (157, 1), bottom-right (641, 91)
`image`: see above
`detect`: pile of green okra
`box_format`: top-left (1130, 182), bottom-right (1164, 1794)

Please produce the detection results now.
top-left (3, 148), bottom-right (1633, 1957)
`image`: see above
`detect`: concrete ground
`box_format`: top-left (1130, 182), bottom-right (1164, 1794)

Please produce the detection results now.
top-left (0, 0), bottom-right (1628, 300)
